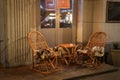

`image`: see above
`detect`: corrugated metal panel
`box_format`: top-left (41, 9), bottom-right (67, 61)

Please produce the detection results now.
top-left (0, 0), bottom-right (8, 67)
top-left (0, 0), bottom-right (5, 65)
top-left (5, 0), bottom-right (39, 67)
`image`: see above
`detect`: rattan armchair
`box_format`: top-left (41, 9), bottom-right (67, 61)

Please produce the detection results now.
top-left (28, 30), bottom-right (58, 74)
top-left (76, 32), bottom-right (108, 67)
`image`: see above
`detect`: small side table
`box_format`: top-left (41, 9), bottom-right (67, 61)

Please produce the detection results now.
top-left (59, 43), bottom-right (77, 64)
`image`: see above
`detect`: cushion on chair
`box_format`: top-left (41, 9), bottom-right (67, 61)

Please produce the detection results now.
top-left (92, 46), bottom-right (104, 57)
top-left (36, 48), bottom-right (53, 60)
top-left (36, 46), bottom-right (66, 60)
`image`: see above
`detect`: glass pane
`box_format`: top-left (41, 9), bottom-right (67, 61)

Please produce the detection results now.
top-left (40, 0), bottom-right (56, 28)
top-left (60, 0), bottom-right (73, 28)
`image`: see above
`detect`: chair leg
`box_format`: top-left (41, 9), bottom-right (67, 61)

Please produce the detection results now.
top-left (63, 57), bottom-right (69, 65)
top-left (32, 58), bottom-right (58, 74)
top-left (49, 59), bottom-right (56, 69)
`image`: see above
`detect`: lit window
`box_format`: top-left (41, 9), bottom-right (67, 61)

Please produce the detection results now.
top-left (40, 0), bottom-right (73, 28)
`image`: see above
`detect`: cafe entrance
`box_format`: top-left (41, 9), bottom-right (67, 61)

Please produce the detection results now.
top-left (39, 0), bottom-right (77, 47)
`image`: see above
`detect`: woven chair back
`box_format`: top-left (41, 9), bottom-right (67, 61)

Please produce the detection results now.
top-left (28, 31), bottom-right (49, 51)
top-left (85, 32), bottom-right (108, 49)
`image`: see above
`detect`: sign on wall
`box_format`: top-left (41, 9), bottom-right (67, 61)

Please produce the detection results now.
top-left (106, 1), bottom-right (120, 23)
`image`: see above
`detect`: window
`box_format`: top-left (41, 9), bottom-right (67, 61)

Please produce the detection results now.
top-left (59, 0), bottom-right (73, 28)
top-left (60, 9), bottom-right (72, 28)
top-left (40, 0), bottom-right (73, 28)
top-left (40, 0), bottom-right (56, 28)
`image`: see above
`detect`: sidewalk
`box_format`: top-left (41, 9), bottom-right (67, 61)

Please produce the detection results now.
top-left (0, 64), bottom-right (118, 80)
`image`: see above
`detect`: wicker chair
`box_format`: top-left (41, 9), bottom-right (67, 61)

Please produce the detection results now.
top-left (28, 30), bottom-right (59, 74)
top-left (76, 32), bottom-right (108, 67)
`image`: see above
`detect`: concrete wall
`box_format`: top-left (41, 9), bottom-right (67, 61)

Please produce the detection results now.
top-left (82, 0), bottom-right (93, 42)
top-left (77, 0), bottom-right (93, 42)
top-left (77, 0), bottom-right (120, 43)
top-left (93, 0), bottom-right (104, 32)
top-left (104, 0), bottom-right (120, 42)
top-left (93, 0), bottom-right (120, 42)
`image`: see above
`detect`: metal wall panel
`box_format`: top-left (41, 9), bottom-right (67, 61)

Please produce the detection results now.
top-left (4, 0), bottom-right (39, 67)
top-left (0, 0), bottom-right (8, 67)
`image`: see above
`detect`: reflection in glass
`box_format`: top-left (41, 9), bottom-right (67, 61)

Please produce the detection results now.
top-left (40, 0), bottom-right (56, 28)
top-left (40, 0), bottom-right (73, 28)
top-left (60, 0), bottom-right (73, 28)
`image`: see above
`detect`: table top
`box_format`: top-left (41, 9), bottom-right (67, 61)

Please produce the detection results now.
top-left (59, 43), bottom-right (76, 48)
